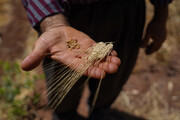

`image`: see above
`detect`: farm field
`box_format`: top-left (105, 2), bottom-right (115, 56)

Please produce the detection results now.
top-left (0, 0), bottom-right (179, 120)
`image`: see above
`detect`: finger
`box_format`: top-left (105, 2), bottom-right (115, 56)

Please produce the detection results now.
top-left (86, 67), bottom-right (106, 79)
top-left (141, 33), bottom-right (151, 48)
top-left (110, 50), bottom-right (117, 56)
top-left (99, 62), bottom-right (118, 74)
top-left (21, 38), bottom-right (48, 71)
top-left (145, 42), bottom-right (162, 55)
top-left (107, 56), bottom-right (121, 66)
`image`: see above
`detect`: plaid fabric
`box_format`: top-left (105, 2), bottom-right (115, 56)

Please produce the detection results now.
top-left (22, 0), bottom-right (173, 28)
top-left (69, 0), bottom-right (100, 4)
top-left (22, 0), bottom-right (67, 27)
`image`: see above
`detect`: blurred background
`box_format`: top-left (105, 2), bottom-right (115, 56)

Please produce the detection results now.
top-left (0, 0), bottom-right (179, 120)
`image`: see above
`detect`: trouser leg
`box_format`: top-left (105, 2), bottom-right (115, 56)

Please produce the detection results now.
top-left (42, 0), bottom-right (145, 119)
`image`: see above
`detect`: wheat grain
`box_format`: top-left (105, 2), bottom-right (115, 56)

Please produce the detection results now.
top-left (41, 42), bottom-right (113, 114)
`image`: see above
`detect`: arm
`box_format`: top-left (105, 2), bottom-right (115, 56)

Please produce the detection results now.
top-left (21, 1), bottom-right (121, 79)
top-left (141, 0), bottom-right (173, 55)
top-left (22, 0), bottom-right (67, 29)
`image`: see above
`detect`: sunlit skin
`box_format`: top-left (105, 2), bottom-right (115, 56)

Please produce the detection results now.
top-left (21, 26), bottom-right (121, 79)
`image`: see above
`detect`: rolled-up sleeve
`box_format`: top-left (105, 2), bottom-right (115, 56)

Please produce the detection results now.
top-left (150, 0), bottom-right (173, 6)
top-left (22, 0), bottom-right (67, 29)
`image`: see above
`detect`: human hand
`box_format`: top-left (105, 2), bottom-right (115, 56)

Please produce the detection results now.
top-left (21, 15), bottom-right (120, 79)
top-left (141, 20), bottom-right (167, 55)
top-left (141, 5), bottom-right (168, 55)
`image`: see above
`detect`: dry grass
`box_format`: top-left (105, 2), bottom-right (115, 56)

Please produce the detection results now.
top-left (112, 83), bottom-right (180, 120)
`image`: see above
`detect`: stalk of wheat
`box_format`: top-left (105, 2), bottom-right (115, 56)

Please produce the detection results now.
top-left (41, 42), bottom-right (113, 115)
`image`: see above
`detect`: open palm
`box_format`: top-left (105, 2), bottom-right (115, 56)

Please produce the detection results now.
top-left (21, 26), bottom-right (121, 79)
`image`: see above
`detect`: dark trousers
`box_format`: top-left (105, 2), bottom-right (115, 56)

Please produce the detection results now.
top-left (43, 0), bottom-right (145, 119)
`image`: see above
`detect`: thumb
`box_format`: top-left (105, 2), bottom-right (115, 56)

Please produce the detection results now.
top-left (141, 32), bottom-right (151, 48)
top-left (21, 38), bottom-right (48, 71)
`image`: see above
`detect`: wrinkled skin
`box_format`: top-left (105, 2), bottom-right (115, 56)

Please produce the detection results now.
top-left (21, 26), bottom-right (121, 79)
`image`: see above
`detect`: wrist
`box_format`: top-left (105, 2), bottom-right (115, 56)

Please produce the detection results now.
top-left (40, 14), bottom-right (69, 33)
top-left (153, 5), bottom-right (168, 24)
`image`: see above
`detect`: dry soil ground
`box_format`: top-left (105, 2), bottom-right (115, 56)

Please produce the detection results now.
top-left (0, 0), bottom-right (179, 120)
